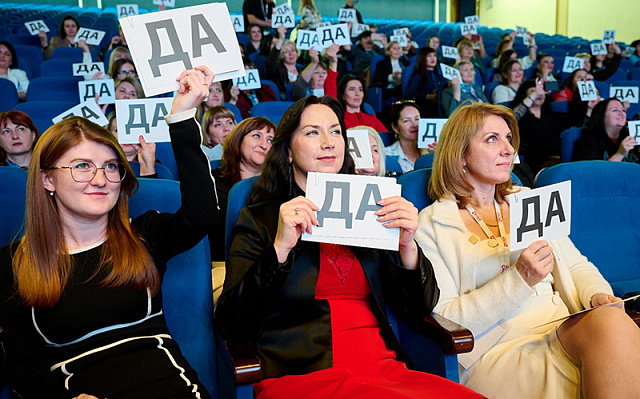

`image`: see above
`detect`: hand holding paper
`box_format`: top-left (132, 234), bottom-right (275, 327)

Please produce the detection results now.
top-left (514, 240), bottom-right (554, 287)
top-left (375, 195), bottom-right (419, 270)
top-left (590, 293), bottom-right (623, 308)
top-left (171, 66), bottom-right (214, 114)
top-left (274, 196), bottom-right (320, 262)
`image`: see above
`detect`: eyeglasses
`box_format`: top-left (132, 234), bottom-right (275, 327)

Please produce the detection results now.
top-left (117, 70), bottom-right (136, 77)
top-left (49, 161), bottom-right (126, 183)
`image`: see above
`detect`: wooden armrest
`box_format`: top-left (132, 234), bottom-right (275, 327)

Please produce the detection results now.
top-left (626, 310), bottom-right (640, 327)
top-left (417, 313), bottom-right (474, 355)
top-left (222, 339), bottom-right (261, 385)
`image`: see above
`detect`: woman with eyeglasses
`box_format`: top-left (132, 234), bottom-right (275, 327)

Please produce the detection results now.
top-left (0, 67), bottom-right (217, 398)
top-left (108, 58), bottom-right (137, 80)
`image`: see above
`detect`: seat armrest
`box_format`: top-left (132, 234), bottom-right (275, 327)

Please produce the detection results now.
top-left (418, 313), bottom-right (474, 355)
top-left (220, 338), bottom-right (262, 385)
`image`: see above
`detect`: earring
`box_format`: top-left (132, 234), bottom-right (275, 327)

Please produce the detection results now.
top-left (463, 168), bottom-right (467, 173)
top-left (49, 191), bottom-right (54, 196)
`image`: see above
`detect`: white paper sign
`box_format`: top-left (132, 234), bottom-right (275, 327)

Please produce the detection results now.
top-left (440, 64), bottom-right (462, 81)
top-left (296, 29), bottom-right (319, 51)
top-left (508, 181), bottom-right (571, 251)
top-left (351, 22), bottom-right (370, 38)
top-left (590, 42), bottom-right (607, 56)
top-left (116, 4), bottom-right (139, 18)
top-left (115, 98), bottom-right (173, 144)
top-left (52, 101), bottom-right (109, 126)
top-left (610, 86), bottom-right (639, 104)
top-left (390, 35), bottom-right (408, 47)
top-left (153, 0), bottom-right (175, 8)
top-left (628, 121), bottom-right (640, 141)
top-left (577, 81), bottom-right (598, 101)
top-left (465, 15), bottom-right (480, 25)
top-left (121, 3), bottom-right (244, 97)
top-left (72, 62), bottom-right (105, 77)
top-left (316, 23), bottom-right (350, 49)
top-left (460, 23), bottom-right (477, 35)
top-left (562, 56), bottom-right (585, 73)
top-left (232, 69), bottom-right (261, 90)
top-left (393, 28), bottom-right (409, 37)
top-left (74, 28), bottom-right (106, 46)
top-left (272, 4), bottom-right (295, 28)
top-left (418, 118), bottom-right (447, 148)
top-left (338, 8), bottom-right (356, 22)
top-left (515, 26), bottom-right (529, 39)
top-left (24, 20), bottom-right (49, 35)
top-left (602, 30), bottom-right (616, 44)
top-left (230, 14), bottom-right (244, 32)
top-left (302, 172), bottom-right (401, 250)
top-left (79, 79), bottom-right (116, 105)
top-left (441, 45), bottom-right (458, 59)
top-left (347, 129), bottom-right (374, 169)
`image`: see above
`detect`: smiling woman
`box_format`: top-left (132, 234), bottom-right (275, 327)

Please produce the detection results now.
top-left (0, 67), bottom-right (217, 398)
top-left (216, 95), bottom-right (482, 398)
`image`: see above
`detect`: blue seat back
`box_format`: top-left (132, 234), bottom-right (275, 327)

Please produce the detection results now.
top-left (550, 100), bottom-right (569, 113)
top-left (26, 77), bottom-right (82, 102)
top-left (398, 168), bottom-right (433, 211)
top-left (224, 176), bottom-right (259, 260)
top-left (127, 160), bottom-right (175, 180)
top-left (0, 167), bottom-right (27, 247)
top-left (260, 79), bottom-right (280, 100)
top-left (560, 127), bottom-right (584, 162)
top-left (385, 155), bottom-right (403, 174)
top-left (250, 101), bottom-right (294, 125)
top-left (225, 102), bottom-right (243, 123)
top-left (129, 179), bottom-right (218, 396)
top-left (14, 101), bottom-right (77, 133)
top-left (535, 161), bottom-right (640, 296)
top-left (0, 80), bottom-right (19, 112)
top-left (154, 142), bottom-right (180, 181)
top-left (415, 153), bottom-right (434, 169)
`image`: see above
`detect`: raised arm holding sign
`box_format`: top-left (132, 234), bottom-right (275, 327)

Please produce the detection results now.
top-left (121, 3), bottom-right (243, 97)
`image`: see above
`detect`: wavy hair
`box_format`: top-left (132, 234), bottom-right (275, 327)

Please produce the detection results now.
top-left (219, 117), bottom-right (276, 183)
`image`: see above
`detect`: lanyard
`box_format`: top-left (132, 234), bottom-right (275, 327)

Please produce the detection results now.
top-left (466, 199), bottom-right (510, 272)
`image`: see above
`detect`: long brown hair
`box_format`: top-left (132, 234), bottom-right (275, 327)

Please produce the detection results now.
top-left (219, 117), bottom-right (276, 183)
top-left (13, 117), bottom-right (158, 308)
top-left (0, 111), bottom-right (40, 166)
top-left (429, 103), bottom-right (519, 207)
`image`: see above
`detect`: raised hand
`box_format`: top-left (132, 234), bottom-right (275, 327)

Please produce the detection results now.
top-left (171, 66), bottom-right (214, 115)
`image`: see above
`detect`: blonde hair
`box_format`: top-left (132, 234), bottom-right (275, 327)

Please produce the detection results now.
top-left (201, 106), bottom-right (237, 148)
top-left (429, 103), bottom-right (520, 207)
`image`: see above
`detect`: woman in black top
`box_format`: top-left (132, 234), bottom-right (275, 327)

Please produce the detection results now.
top-left (0, 67), bottom-right (216, 398)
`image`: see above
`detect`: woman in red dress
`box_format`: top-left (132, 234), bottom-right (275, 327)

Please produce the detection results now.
top-left (216, 95), bottom-right (483, 398)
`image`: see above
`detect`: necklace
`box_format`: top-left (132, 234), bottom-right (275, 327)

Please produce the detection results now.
top-left (466, 200), bottom-right (510, 272)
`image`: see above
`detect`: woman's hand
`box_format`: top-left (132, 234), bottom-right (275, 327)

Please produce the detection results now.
top-left (273, 196), bottom-right (319, 263)
top-left (77, 39), bottom-right (90, 53)
top-left (134, 135), bottom-right (157, 175)
top-left (425, 142), bottom-right (437, 153)
top-left (38, 29), bottom-right (48, 47)
top-left (614, 135), bottom-right (637, 159)
top-left (514, 240), bottom-right (554, 286)
top-left (308, 47), bottom-right (319, 65)
top-left (392, 70), bottom-right (402, 85)
top-left (171, 66), bottom-right (214, 115)
top-left (375, 196), bottom-right (419, 270)
top-left (590, 293), bottom-right (623, 308)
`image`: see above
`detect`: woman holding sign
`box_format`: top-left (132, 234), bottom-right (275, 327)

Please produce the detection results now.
top-left (216, 95), bottom-right (482, 398)
top-left (573, 97), bottom-right (639, 163)
top-left (441, 61), bottom-right (488, 117)
top-left (415, 102), bottom-right (640, 398)
top-left (0, 67), bottom-right (216, 398)
top-left (40, 15), bottom-right (92, 61)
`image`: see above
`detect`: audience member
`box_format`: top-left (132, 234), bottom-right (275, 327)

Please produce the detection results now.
top-left (39, 15), bottom-right (91, 61)
top-left (197, 81), bottom-right (225, 122)
top-left (352, 125), bottom-right (386, 177)
top-left (535, 53), bottom-right (557, 82)
top-left (456, 39), bottom-right (485, 83)
top-left (292, 45), bottom-right (340, 101)
top-left (244, 24), bottom-right (263, 57)
top-left (337, 74), bottom-right (387, 132)
top-left (490, 35), bottom-right (536, 70)
top-left (372, 41), bottom-right (410, 103)
top-left (512, 80), bottom-right (561, 174)
top-left (492, 60), bottom-right (524, 104)
top-left (0, 67), bottom-right (216, 398)
top-left (415, 101), bottom-right (640, 399)
top-left (267, 26), bottom-right (302, 96)
top-left (405, 47), bottom-right (444, 118)
top-left (629, 39), bottom-right (640, 65)
top-left (201, 106), bottom-right (237, 161)
top-left (442, 61), bottom-right (488, 116)
top-left (568, 87), bottom-right (601, 128)
top-left (343, 0), bottom-right (363, 23)
top-left (0, 111), bottom-right (39, 169)
top-left (243, 0), bottom-right (274, 29)
top-left (551, 68), bottom-right (592, 102)
top-left (297, 0), bottom-right (322, 30)
top-left (589, 43), bottom-right (623, 81)
top-left (385, 101), bottom-right (422, 172)
top-left (107, 113), bottom-right (157, 177)
top-left (216, 95), bottom-right (482, 399)
top-left (426, 36), bottom-right (440, 51)
top-left (108, 57), bottom-right (137, 81)
top-left (209, 117), bottom-right (275, 261)
top-left (349, 31), bottom-right (384, 76)
top-left (226, 57), bottom-right (277, 119)
top-left (573, 98), bottom-right (638, 163)
top-left (0, 41), bottom-right (29, 100)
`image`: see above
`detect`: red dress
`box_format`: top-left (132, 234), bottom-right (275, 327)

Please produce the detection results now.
top-left (254, 244), bottom-right (482, 398)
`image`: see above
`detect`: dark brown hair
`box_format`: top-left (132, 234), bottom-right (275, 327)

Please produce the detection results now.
top-left (219, 117), bottom-right (276, 183)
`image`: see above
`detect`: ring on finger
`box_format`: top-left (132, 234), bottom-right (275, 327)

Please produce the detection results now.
top-left (294, 207), bottom-right (299, 215)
